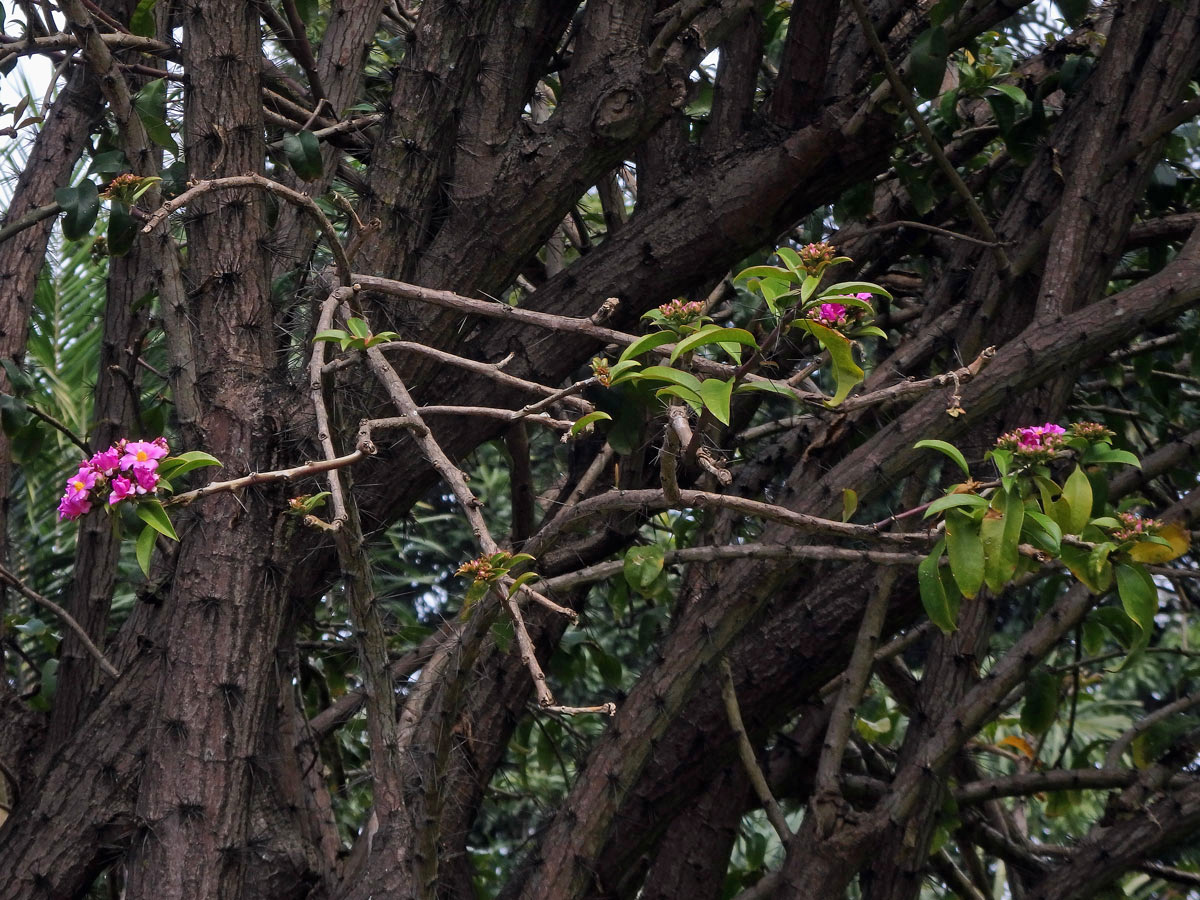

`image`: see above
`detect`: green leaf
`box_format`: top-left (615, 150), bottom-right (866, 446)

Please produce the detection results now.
top-left (1022, 509), bottom-right (1062, 555)
top-left (345, 317), bottom-right (370, 339)
top-left (617, 331), bottom-right (676, 366)
top-left (1081, 444), bottom-right (1140, 467)
top-left (981, 489), bottom-right (1022, 593)
top-left (89, 152), bottom-right (130, 178)
top-left (655, 385), bottom-right (704, 411)
top-left (570, 411), bottom-right (612, 436)
top-left (136, 523), bottom-right (156, 576)
top-left (668, 325), bottom-right (758, 364)
top-left (624, 544), bottom-right (665, 590)
top-left (918, 540), bottom-right (958, 633)
top-left (819, 281), bottom-right (892, 301)
top-left (313, 329), bottom-right (349, 343)
top-left (990, 83), bottom-right (1028, 105)
top-left (910, 26), bottom-right (949, 99)
top-left (636, 366), bottom-right (704, 394)
top-left (945, 509), bottom-right (985, 599)
top-left (156, 450), bottom-right (222, 481)
top-left (133, 78), bottom-right (177, 152)
top-left (135, 499), bottom-right (179, 541)
top-left (842, 488), bottom-right (857, 523)
top-left (1062, 465), bottom-right (1093, 534)
top-left (923, 493), bottom-right (988, 518)
top-left (696, 377), bottom-right (734, 425)
top-left (506, 571), bottom-right (540, 598)
top-left (799, 320), bottom-right (863, 406)
top-left (800, 273), bottom-right (822, 302)
top-left (282, 129), bottom-right (324, 181)
top-left (734, 379), bottom-right (795, 398)
top-left (129, 0), bottom-right (157, 36)
top-left (913, 439), bottom-right (971, 477)
top-left (1115, 563), bottom-right (1158, 638)
top-left (775, 246), bottom-right (804, 277)
top-left (1091, 606), bottom-right (1139, 650)
top-left (734, 264), bottom-right (790, 281)
top-left (107, 201), bottom-right (138, 256)
top-left (54, 181), bottom-right (100, 241)
top-left (1021, 671), bottom-right (1059, 735)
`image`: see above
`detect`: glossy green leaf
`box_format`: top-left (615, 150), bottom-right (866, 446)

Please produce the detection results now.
top-left (696, 377), bottom-right (734, 425)
top-left (135, 499), bottom-right (179, 541)
top-left (668, 325), bottom-right (757, 364)
top-left (283, 129), bottom-right (323, 181)
top-left (636, 366), bottom-right (704, 394)
top-left (1081, 445), bottom-right (1140, 467)
top-left (913, 439), bottom-right (971, 477)
top-left (506, 571), bottom-right (540, 598)
top-left (570, 411), bottom-right (612, 436)
top-left (655, 385), bottom-right (703, 411)
top-left (136, 523), bottom-right (156, 576)
top-left (923, 493), bottom-right (988, 518)
top-left (624, 544), bottom-right (665, 590)
top-left (918, 540), bottom-right (957, 633)
top-left (799, 320), bottom-right (863, 406)
top-left (156, 451), bottom-right (223, 481)
top-left (945, 509), bottom-right (985, 599)
top-left (617, 331), bottom-right (676, 365)
top-left (1022, 509), bottom-right (1062, 555)
top-left (345, 317), bottom-right (370, 338)
top-left (1062, 464), bottom-right (1093, 534)
top-left (130, 0), bottom-right (157, 36)
top-left (54, 181), bottom-right (100, 241)
top-left (133, 78), bottom-right (177, 152)
top-left (1115, 563), bottom-right (1158, 638)
top-left (819, 281), bottom-right (893, 301)
top-left (107, 201), bottom-right (138, 256)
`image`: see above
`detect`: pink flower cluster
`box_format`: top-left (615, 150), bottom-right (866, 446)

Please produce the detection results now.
top-left (1111, 512), bottom-right (1162, 541)
top-left (809, 294), bottom-right (873, 329)
top-left (798, 242), bottom-right (836, 273)
top-left (657, 297), bottom-right (706, 325)
top-left (57, 437), bottom-right (169, 521)
top-left (811, 302), bottom-right (849, 326)
top-left (995, 422), bottom-right (1067, 459)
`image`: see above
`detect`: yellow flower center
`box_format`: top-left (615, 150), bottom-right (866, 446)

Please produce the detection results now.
top-left (136, 450), bottom-right (148, 461)
top-left (73, 480), bottom-right (86, 491)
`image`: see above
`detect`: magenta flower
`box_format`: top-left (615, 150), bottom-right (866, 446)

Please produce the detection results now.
top-left (65, 466), bottom-right (97, 499)
top-left (120, 439), bottom-right (169, 473)
top-left (996, 422), bottom-right (1068, 459)
top-left (109, 476), bottom-right (137, 505)
top-left (811, 302), bottom-right (849, 327)
top-left (133, 466), bottom-right (160, 493)
top-left (88, 446), bottom-right (121, 475)
top-left (58, 492), bottom-right (92, 520)
top-left (855, 292), bottom-right (873, 301)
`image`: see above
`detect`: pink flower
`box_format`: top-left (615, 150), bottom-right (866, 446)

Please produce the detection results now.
top-left (120, 438), bottom-right (169, 473)
top-left (58, 491), bottom-right (92, 520)
top-left (811, 302), bottom-right (849, 327)
top-left (996, 422), bottom-right (1068, 459)
top-left (65, 466), bottom-right (97, 499)
top-left (108, 476), bottom-right (137, 505)
top-left (88, 446), bottom-right (121, 475)
top-left (855, 292), bottom-right (873, 301)
top-left (133, 466), bottom-right (160, 493)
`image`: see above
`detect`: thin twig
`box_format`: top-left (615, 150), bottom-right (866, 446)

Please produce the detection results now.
top-left (142, 174), bottom-right (352, 284)
top-left (306, 286), bottom-right (357, 529)
top-left (859, 218), bottom-right (1013, 247)
top-left (845, 0), bottom-right (1011, 276)
top-left (1104, 690), bottom-right (1200, 769)
top-left (719, 656), bottom-right (792, 843)
top-left (0, 563), bottom-right (119, 680)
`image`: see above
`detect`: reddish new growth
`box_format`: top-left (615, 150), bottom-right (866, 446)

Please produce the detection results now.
top-left (456, 557), bottom-right (497, 582)
top-left (591, 357), bottom-right (612, 387)
top-left (1070, 421), bottom-right (1115, 441)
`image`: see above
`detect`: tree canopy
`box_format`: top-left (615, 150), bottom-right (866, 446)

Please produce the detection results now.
top-left (2, 1), bottom-right (1200, 899)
